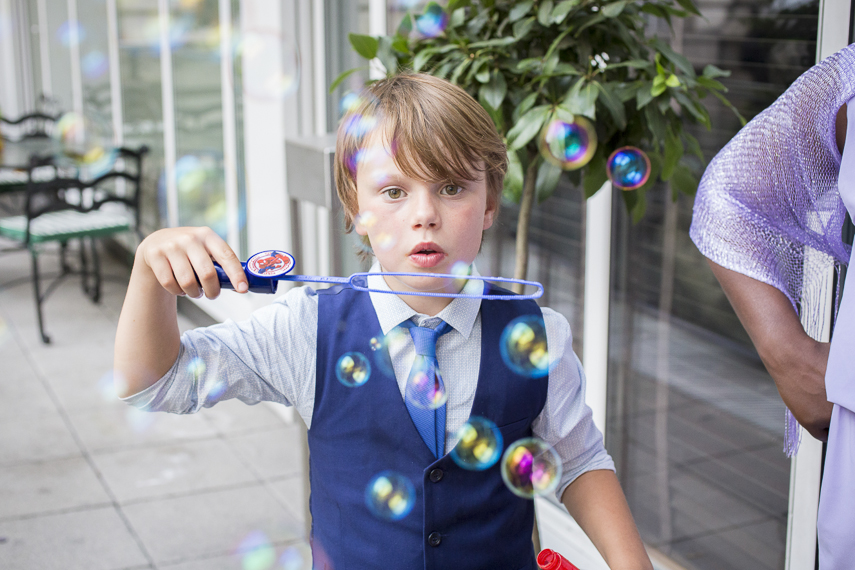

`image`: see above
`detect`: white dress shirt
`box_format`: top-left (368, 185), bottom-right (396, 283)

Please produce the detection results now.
top-left (124, 264), bottom-right (614, 500)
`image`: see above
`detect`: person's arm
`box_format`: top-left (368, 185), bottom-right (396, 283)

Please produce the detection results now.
top-left (114, 226), bottom-right (248, 398)
top-left (561, 470), bottom-right (653, 570)
top-left (707, 261), bottom-right (832, 440)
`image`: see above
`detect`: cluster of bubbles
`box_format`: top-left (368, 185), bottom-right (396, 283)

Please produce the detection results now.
top-left (538, 115), bottom-right (652, 191)
top-left (451, 416), bottom-right (502, 471)
top-left (607, 146), bottom-right (652, 190)
top-left (53, 112), bottom-right (117, 179)
top-left (365, 470), bottom-right (416, 520)
top-left (415, 3), bottom-right (449, 38)
top-left (501, 437), bottom-right (562, 499)
top-left (234, 530), bottom-right (307, 570)
top-left (499, 315), bottom-right (550, 378)
top-left (335, 352), bottom-right (371, 387)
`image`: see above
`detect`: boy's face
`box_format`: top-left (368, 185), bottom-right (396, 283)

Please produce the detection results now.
top-left (353, 137), bottom-right (495, 295)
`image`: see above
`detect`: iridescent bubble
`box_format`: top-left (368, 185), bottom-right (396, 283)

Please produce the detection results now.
top-left (336, 352), bottom-right (371, 387)
top-left (240, 30), bottom-right (300, 101)
top-left (206, 380), bottom-right (227, 403)
top-left (235, 530), bottom-right (276, 570)
top-left (354, 210), bottom-right (377, 230)
top-left (450, 261), bottom-right (470, 277)
top-left (56, 20), bottom-right (85, 47)
top-left (365, 471), bottom-right (415, 520)
top-left (54, 112), bottom-right (117, 178)
top-left (339, 92), bottom-right (361, 116)
top-left (175, 155), bottom-right (208, 194)
top-left (187, 357), bottom-right (206, 379)
top-left (415, 4), bottom-right (448, 38)
top-left (539, 117), bottom-right (597, 171)
top-left (81, 51), bottom-right (109, 79)
top-left (373, 232), bottom-right (397, 252)
top-left (501, 437), bottom-right (562, 499)
top-left (278, 546), bottom-right (305, 570)
top-left (500, 315), bottom-right (549, 378)
top-left (369, 337), bottom-right (382, 351)
top-left (405, 363), bottom-right (447, 410)
top-left (607, 146), bottom-right (651, 190)
top-left (451, 416), bottom-right (503, 471)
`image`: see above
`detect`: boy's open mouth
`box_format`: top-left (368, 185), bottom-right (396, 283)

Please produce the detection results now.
top-left (409, 243), bottom-right (446, 268)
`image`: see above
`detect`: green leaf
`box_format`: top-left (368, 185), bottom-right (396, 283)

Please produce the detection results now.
top-left (376, 36), bottom-right (399, 75)
top-left (449, 7), bottom-right (466, 28)
top-left (636, 85), bottom-right (654, 109)
top-left (673, 90), bottom-right (710, 128)
top-left (513, 16), bottom-right (536, 39)
top-left (509, 0), bottom-right (534, 22)
top-left (329, 67), bottom-right (364, 93)
top-left (684, 131), bottom-right (703, 160)
top-left (608, 59), bottom-right (653, 70)
top-left (469, 37), bottom-right (517, 49)
top-left (475, 63), bottom-right (491, 83)
top-left (507, 105), bottom-right (551, 151)
top-left (651, 38), bottom-right (696, 78)
top-left (551, 0), bottom-right (580, 23)
top-left (594, 81), bottom-right (626, 129)
top-left (467, 9), bottom-right (491, 35)
top-left (348, 33), bottom-right (378, 60)
top-left (397, 14), bottom-right (413, 36)
top-left (644, 105), bottom-right (667, 144)
top-left (671, 163), bottom-right (698, 196)
top-left (481, 71), bottom-right (507, 110)
top-left (503, 149), bottom-right (524, 202)
top-left (390, 35), bottom-right (410, 54)
top-left (513, 91), bottom-right (539, 122)
top-left (661, 127), bottom-right (683, 180)
top-left (601, 0), bottom-right (627, 18)
top-left (673, 0), bottom-right (703, 17)
top-left (665, 74), bottom-right (681, 88)
top-left (516, 58), bottom-right (542, 72)
top-left (563, 79), bottom-right (597, 119)
top-left (702, 64), bottom-right (731, 79)
top-left (696, 76), bottom-right (726, 91)
top-left (536, 158), bottom-right (563, 203)
top-left (450, 57), bottom-right (472, 84)
top-left (651, 81), bottom-right (667, 97)
top-left (583, 151), bottom-right (609, 198)
top-left (537, 0), bottom-right (555, 25)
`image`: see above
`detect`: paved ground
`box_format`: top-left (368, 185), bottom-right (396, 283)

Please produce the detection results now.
top-left (0, 240), bottom-right (312, 570)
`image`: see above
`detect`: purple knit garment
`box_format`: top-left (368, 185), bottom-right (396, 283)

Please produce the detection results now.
top-left (690, 44), bottom-right (855, 456)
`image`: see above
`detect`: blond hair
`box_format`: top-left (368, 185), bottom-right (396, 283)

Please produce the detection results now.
top-left (334, 72), bottom-right (507, 233)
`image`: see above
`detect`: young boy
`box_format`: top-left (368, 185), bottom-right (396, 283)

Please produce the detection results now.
top-left (114, 73), bottom-right (652, 570)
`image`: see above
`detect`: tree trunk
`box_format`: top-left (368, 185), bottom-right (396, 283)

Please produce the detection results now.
top-left (512, 158), bottom-right (539, 294)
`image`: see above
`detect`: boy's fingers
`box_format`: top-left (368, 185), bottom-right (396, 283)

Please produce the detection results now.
top-left (187, 247), bottom-right (222, 299)
top-left (168, 254), bottom-right (204, 298)
top-left (204, 233), bottom-right (248, 293)
top-left (148, 256), bottom-right (186, 297)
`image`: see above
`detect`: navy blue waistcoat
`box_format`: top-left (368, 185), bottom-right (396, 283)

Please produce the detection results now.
top-left (310, 284), bottom-right (549, 570)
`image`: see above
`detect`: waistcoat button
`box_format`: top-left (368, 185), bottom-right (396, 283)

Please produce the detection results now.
top-left (428, 532), bottom-right (442, 547)
top-left (429, 468), bottom-right (443, 482)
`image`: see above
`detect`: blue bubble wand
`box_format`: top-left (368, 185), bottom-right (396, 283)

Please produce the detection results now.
top-left (211, 250), bottom-right (544, 300)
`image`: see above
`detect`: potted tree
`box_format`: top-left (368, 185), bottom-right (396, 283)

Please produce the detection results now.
top-left (335, 0), bottom-right (742, 288)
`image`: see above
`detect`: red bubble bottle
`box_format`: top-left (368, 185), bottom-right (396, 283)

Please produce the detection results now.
top-left (537, 548), bottom-right (581, 570)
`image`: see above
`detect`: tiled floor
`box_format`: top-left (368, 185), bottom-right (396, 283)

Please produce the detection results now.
top-left (0, 241), bottom-right (312, 570)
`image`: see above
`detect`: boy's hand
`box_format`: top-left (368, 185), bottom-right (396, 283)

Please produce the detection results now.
top-left (138, 227), bottom-right (248, 299)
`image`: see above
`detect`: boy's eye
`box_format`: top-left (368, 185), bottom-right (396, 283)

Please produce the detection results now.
top-left (442, 184), bottom-right (462, 196)
top-left (385, 188), bottom-right (403, 199)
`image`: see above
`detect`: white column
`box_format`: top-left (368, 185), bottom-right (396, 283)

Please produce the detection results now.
top-left (582, 181), bottom-right (613, 433)
top-left (219, 0), bottom-right (240, 253)
top-left (66, 0), bottom-right (82, 115)
top-left (36, 0), bottom-right (51, 97)
top-left (106, 0), bottom-right (123, 146)
top-left (0, 0), bottom-right (21, 116)
top-left (158, 0), bottom-right (178, 228)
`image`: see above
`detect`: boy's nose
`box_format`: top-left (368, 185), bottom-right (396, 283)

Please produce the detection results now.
top-left (411, 193), bottom-right (440, 229)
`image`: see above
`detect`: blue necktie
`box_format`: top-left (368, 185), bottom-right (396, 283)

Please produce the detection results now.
top-left (400, 319), bottom-right (451, 459)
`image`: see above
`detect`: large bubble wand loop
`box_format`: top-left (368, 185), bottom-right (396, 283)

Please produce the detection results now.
top-left (206, 250), bottom-right (544, 301)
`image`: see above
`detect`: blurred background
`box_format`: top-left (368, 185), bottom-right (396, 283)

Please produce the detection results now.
top-left (0, 0), bottom-right (853, 569)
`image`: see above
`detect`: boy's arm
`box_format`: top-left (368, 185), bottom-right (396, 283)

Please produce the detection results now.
top-left (561, 469), bottom-right (653, 570)
top-left (114, 227), bottom-right (248, 398)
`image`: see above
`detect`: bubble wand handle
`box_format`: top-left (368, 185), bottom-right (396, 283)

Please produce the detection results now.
top-left (536, 549), bottom-right (581, 570)
top-left (211, 264), bottom-right (543, 300)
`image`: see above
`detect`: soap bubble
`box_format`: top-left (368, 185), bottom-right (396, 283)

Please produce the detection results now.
top-left (354, 210), bottom-right (377, 230)
top-left (499, 315), bottom-right (549, 378)
top-left (365, 471), bottom-right (415, 520)
top-left (56, 20), bottom-right (85, 47)
top-left (373, 232), bottom-right (397, 252)
top-left (415, 4), bottom-right (448, 38)
top-left (235, 530), bottom-right (276, 570)
top-left (539, 117), bottom-right (597, 171)
top-left (451, 417), bottom-right (503, 471)
top-left (336, 352), bottom-right (371, 387)
top-left (206, 380), bottom-right (228, 404)
top-left (607, 146), bottom-right (651, 190)
top-left (240, 30), bottom-right (300, 101)
top-left (278, 546), bottom-right (305, 570)
top-left (54, 111), bottom-right (117, 178)
top-left (81, 51), bottom-right (109, 79)
top-left (501, 437), bottom-right (562, 499)
top-left (187, 357), bottom-right (206, 379)
top-left (405, 360), bottom-right (447, 409)
top-left (369, 337), bottom-right (383, 351)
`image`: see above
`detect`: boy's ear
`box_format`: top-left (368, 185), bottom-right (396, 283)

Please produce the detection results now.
top-left (482, 201), bottom-right (496, 230)
top-left (354, 217), bottom-right (369, 236)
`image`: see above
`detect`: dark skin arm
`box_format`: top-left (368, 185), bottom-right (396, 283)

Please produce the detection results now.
top-left (704, 103), bottom-right (847, 442)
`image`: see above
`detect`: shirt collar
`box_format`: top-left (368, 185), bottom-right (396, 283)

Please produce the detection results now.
top-left (367, 261), bottom-right (482, 339)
